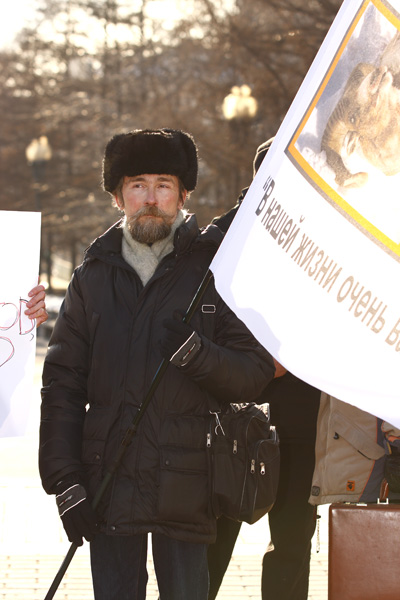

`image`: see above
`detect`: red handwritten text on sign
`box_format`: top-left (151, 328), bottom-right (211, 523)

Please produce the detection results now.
top-left (0, 299), bottom-right (35, 367)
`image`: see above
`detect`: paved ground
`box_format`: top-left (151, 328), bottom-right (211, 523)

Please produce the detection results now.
top-left (0, 334), bottom-right (329, 599)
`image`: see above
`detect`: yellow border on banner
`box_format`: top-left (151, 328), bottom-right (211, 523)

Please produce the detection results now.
top-left (287, 0), bottom-right (400, 259)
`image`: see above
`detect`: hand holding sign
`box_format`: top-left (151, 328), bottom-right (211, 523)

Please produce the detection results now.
top-left (25, 284), bottom-right (48, 326)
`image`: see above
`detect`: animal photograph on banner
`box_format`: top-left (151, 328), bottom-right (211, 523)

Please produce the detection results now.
top-left (291, 0), bottom-right (400, 258)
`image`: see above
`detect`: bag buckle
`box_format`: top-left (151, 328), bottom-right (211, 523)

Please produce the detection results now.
top-left (210, 410), bottom-right (225, 436)
top-left (202, 304), bottom-right (216, 313)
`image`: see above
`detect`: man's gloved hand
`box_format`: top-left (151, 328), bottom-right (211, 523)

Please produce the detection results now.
top-left (55, 476), bottom-right (97, 546)
top-left (160, 310), bottom-right (202, 367)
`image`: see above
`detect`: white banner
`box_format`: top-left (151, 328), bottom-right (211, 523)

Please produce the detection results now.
top-left (211, 0), bottom-right (400, 428)
top-left (0, 211), bottom-right (41, 437)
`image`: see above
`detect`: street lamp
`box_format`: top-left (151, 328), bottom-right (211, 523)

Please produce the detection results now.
top-left (222, 85), bottom-right (258, 123)
top-left (25, 136), bottom-right (52, 211)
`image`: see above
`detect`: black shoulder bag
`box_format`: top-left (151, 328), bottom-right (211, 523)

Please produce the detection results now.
top-left (208, 402), bottom-right (280, 524)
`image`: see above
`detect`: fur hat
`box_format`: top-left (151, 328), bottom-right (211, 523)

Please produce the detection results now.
top-left (253, 136), bottom-right (275, 176)
top-left (102, 128), bottom-right (198, 193)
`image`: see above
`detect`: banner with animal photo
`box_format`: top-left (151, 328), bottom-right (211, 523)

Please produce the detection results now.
top-left (0, 211), bottom-right (41, 437)
top-left (211, 0), bottom-right (400, 428)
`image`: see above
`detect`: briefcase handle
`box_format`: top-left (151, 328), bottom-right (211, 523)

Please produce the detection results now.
top-left (379, 478), bottom-right (389, 503)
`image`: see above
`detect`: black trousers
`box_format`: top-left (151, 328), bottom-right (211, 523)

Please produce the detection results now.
top-left (208, 374), bottom-right (320, 600)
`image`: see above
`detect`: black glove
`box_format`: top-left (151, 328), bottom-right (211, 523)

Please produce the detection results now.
top-left (160, 310), bottom-right (202, 367)
top-left (55, 476), bottom-right (97, 546)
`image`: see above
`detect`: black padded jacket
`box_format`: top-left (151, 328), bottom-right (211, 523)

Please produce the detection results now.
top-left (39, 214), bottom-right (275, 543)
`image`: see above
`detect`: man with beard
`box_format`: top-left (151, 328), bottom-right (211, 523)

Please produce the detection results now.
top-left (38, 128), bottom-right (275, 600)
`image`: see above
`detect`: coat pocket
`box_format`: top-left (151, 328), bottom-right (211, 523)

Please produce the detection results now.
top-left (81, 438), bottom-right (106, 498)
top-left (157, 447), bottom-right (209, 523)
top-left (81, 405), bottom-right (111, 495)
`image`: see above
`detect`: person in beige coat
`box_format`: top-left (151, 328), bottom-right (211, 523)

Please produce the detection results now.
top-left (310, 394), bottom-right (400, 505)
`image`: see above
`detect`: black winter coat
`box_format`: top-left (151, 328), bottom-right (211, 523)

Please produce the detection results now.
top-left (39, 214), bottom-right (275, 544)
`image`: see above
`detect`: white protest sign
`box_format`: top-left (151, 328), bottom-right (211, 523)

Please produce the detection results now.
top-left (0, 210), bottom-right (41, 437)
top-left (211, 0), bottom-right (400, 427)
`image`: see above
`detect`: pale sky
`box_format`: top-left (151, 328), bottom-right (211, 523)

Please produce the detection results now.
top-left (0, 0), bottom-right (36, 49)
top-left (0, 0), bottom-right (207, 50)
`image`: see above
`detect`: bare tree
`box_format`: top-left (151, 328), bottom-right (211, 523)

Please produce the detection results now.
top-left (0, 0), bottom-right (342, 287)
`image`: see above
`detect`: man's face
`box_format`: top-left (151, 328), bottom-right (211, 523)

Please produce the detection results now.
top-left (116, 174), bottom-right (185, 243)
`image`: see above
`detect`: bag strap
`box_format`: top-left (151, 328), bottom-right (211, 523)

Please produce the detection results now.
top-left (200, 282), bottom-right (217, 341)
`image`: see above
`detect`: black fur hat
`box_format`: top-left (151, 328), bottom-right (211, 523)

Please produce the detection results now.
top-left (253, 136), bottom-right (275, 176)
top-left (102, 128), bottom-right (198, 193)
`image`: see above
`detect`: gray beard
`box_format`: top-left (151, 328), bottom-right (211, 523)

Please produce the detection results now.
top-left (128, 217), bottom-right (171, 244)
top-left (127, 207), bottom-right (173, 244)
